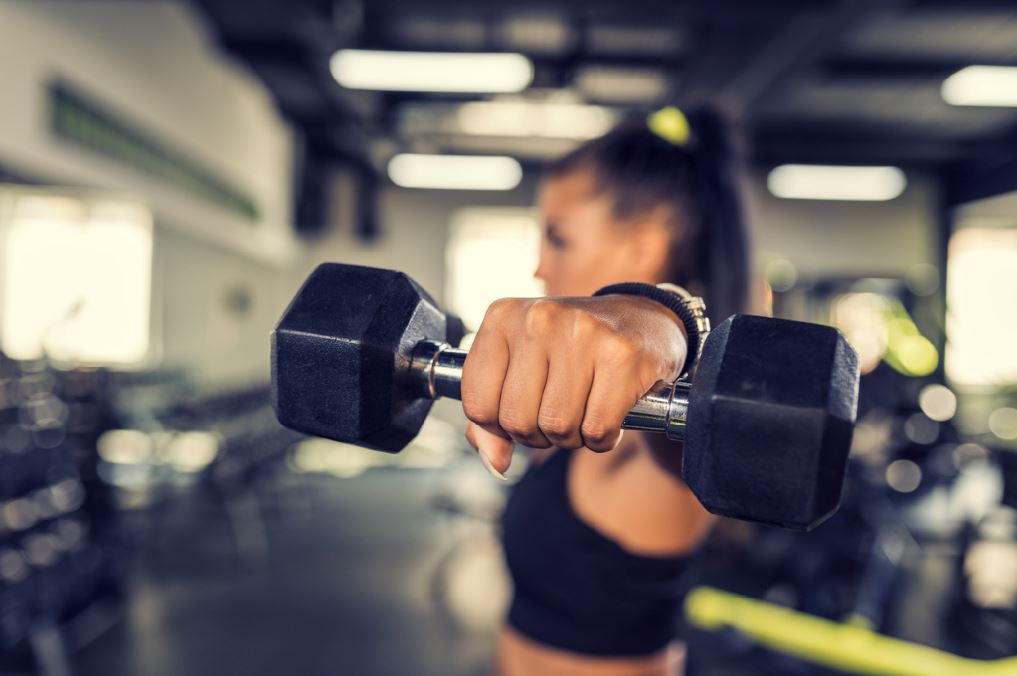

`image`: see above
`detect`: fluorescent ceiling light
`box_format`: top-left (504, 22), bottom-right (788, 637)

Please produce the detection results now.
top-left (456, 101), bottom-right (615, 139)
top-left (330, 49), bottom-right (533, 93)
top-left (942, 66), bottom-right (1017, 107)
top-left (388, 154), bottom-right (523, 191)
top-left (574, 66), bottom-right (669, 103)
top-left (767, 165), bottom-right (906, 201)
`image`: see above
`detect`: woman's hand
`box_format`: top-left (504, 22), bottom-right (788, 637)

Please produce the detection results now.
top-left (461, 295), bottom-right (687, 477)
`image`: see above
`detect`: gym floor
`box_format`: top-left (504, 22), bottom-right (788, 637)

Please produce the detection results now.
top-left (0, 455), bottom-right (967, 676)
top-left (71, 463), bottom-right (501, 676)
top-left (42, 456), bottom-right (963, 676)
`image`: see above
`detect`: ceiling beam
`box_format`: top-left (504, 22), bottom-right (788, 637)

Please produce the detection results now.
top-left (717, 0), bottom-right (907, 115)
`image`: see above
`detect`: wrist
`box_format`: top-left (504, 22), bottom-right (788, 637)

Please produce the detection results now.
top-left (626, 296), bottom-right (688, 342)
top-left (592, 282), bottom-right (709, 379)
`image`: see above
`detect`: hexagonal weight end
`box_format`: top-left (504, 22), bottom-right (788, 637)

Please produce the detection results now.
top-left (683, 315), bottom-right (859, 530)
top-left (271, 263), bottom-right (445, 452)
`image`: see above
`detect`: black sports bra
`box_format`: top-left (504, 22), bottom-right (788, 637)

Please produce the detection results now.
top-left (501, 446), bottom-right (693, 657)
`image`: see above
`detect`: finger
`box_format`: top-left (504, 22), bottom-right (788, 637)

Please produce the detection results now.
top-left (461, 317), bottom-right (512, 442)
top-left (498, 343), bottom-right (551, 448)
top-left (472, 423), bottom-right (513, 479)
top-left (537, 354), bottom-right (594, 449)
top-left (581, 360), bottom-right (642, 452)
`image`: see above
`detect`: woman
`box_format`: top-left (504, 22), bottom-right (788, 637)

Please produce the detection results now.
top-left (461, 106), bottom-right (752, 675)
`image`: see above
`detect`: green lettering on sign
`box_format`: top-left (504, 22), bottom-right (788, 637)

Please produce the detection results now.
top-left (49, 82), bottom-right (260, 222)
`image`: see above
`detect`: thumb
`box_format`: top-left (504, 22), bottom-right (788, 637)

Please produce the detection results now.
top-left (465, 422), bottom-right (513, 480)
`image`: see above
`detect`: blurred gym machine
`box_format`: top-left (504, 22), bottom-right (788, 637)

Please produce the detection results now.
top-left (681, 276), bottom-right (1017, 675)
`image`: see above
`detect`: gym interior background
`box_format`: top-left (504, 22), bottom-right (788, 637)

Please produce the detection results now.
top-left (1, 0), bottom-right (1016, 674)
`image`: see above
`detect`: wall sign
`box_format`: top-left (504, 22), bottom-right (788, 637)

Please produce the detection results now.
top-left (49, 81), bottom-right (259, 222)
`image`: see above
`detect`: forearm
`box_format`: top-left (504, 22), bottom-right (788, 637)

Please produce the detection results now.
top-left (643, 432), bottom-right (684, 478)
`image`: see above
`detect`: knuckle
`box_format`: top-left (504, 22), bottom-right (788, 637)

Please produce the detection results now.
top-left (477, 301), bottom-right (508, 332)
top-left (581, 416), bottom-right (614, 445)
top-left (537, 412), bottom-right (574, 439)
top-left (524, 299), bottom-right (558, 336)
top-left (461, 395), bottom-right (498, 427)
top-left (498, 411), bottom-right (535, 438)
top-left (485, 297), bottom-right (517, 321)
top-left (570, 310), bottom-right (604, 340)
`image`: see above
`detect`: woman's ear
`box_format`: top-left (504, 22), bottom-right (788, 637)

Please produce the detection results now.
top-left (628, 208), bottom-right (674, 282)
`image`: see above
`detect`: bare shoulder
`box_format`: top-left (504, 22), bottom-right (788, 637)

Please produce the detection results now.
top-left (568, 435), bottom-right (715, 557)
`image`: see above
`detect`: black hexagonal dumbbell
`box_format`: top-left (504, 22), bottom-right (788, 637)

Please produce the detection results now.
top-left (272, 263), bottom-right (859, 530)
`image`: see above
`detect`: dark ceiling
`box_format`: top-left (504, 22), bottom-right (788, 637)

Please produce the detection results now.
top-left (191, 0), bottom-right (1017, 201)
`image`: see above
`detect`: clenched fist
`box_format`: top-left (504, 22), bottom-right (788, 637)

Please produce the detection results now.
top-left (461, 295), bottom-right (687, 477)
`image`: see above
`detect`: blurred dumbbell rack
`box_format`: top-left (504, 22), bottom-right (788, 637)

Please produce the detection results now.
top-left (0, 346), bottom-right (306, 674)
top-left (0, 354), bottom-right (128, 675)
top-left (95, 372), bottom-right (307, 579)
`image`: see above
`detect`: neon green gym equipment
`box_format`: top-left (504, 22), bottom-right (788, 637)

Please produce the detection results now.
top-left (686, 586), bottom-right (1017, 675)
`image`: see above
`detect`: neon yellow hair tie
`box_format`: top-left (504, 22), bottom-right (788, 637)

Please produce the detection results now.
top-left (647, 106), bottom-right (691, 146)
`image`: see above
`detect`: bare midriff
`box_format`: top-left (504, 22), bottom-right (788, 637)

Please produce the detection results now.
top-left (495, 625), bottom-right (685, 676)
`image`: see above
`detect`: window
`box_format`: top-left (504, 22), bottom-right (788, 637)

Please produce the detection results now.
top-left (444, 208), bottom-right (543, 332)
top-left (946, 227), bottom-right (1017, 387)
top-left (0, 190), bottom-right (153, 366)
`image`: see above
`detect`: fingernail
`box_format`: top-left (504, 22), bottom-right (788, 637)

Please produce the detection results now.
top-left (478, 450), bottom-right (508, 481)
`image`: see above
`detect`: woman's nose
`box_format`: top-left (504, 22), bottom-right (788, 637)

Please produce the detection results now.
top-left (533, 257), bottom-right (548, 282)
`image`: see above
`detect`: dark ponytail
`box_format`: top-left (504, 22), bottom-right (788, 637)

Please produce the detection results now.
top-left (546, 105), bottom-right (751, 324)
top-left (680, 107), bottom-right (750, 323)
